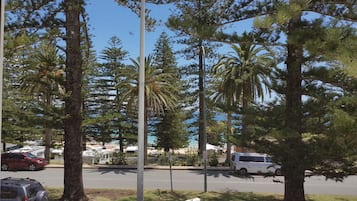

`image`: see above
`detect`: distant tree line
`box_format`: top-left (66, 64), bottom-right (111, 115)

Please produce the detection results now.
top-left (2, 1), bottom-right (356, 201)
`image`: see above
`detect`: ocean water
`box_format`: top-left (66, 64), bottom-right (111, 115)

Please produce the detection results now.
top-left (148, 135), bottom-right (198, 148)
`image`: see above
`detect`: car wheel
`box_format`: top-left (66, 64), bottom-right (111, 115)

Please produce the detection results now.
top-left (239, 168), bottom-right (248, 175)
top-left (1, 163), bottom-right (9, 171)
top-left (275, 168), bottom-right (282, 176)
top-left (29, 164), bottom-right (37, 171)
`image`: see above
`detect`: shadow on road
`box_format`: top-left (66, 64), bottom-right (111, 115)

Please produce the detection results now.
top-left (189, 169), bottom-right (237, 178)
top-left (191, 169), bottom-right (282, 182)
top-left (93, 168), bottom-right (137, 175)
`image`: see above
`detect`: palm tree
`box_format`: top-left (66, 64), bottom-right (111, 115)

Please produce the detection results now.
top-left (20, 43), bottom-right (64, 163)
top-left (212, 33), bottom-right (275, 162)
top-left (117, 55), bottom-right (178, 164)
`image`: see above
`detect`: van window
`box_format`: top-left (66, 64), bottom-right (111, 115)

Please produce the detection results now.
top-left (253, 156), bottom-right (265, 162)
top-left (239, 156), bottom-right (265, 162)
top-left (239, 156), bottom-right (251, 162)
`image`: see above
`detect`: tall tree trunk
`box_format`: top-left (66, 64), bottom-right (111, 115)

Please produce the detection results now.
top-left (241, 83), bottom-right (248, 152)
top-left (225, 111), bottom-right (232, 164)
top-left (284, 13), bottom-right (306, 201)
top-left (44, 127), bottom-right (51, 162)
top-left (198, 40), bottom-right (204, 156)
top-left (82, 98), bottom-right (87, 151)
top-left (44, 93), bottom-right (52, 163)
top-left (119, 132), bottom-right (124, 153)
top-left (62, 0), bottom-right (88, 200)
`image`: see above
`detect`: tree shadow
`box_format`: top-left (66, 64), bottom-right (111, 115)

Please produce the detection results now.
top-left (222, 170), bottom-right (258, 181)
top-left (189, 169), bottom-right (272, 181)
top-left (93, 167), bottom-right (137, 175)
top-left (204, 191), bottom-right (281, 201)
top-left (190, 169), bottom-right (235, 178)
top-left (144, 190), bottom-right (282, 201)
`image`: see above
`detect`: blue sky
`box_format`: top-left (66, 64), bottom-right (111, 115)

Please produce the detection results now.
top-left (85, 0), bottom-right (256, 63)
top-left (86, 1), bottom-right (174, 61)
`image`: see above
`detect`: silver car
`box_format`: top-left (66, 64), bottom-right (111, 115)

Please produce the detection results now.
top-left (0, 177), bottom-right (48, 201)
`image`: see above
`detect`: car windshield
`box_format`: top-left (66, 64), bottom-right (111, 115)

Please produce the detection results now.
top-left (266, 157), bottom-right (272, 163)
top-left (25, 152), bottom-right (38, 158)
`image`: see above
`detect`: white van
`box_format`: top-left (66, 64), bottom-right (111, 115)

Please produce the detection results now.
top-left (231, 152), bottom-right (281, 175)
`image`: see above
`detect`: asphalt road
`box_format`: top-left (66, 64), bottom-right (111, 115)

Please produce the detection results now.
top-left (1, 168), bottom-right (357, 196)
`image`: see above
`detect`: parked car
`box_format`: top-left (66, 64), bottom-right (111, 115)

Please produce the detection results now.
top-left (0, 177), bottom-right (48, 201)
top-left (1, 152), bottom-right (47, 171)
top-left (231, 152), bottom-right (282, 175)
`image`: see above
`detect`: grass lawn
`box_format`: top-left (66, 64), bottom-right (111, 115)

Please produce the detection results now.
top-left (47, 188), bottom-right (357, 201)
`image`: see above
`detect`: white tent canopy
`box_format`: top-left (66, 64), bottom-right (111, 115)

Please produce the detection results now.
top-left (206, 143), bottom-right (223, 151)
top-left (125, 145), bottom-right (138, 152)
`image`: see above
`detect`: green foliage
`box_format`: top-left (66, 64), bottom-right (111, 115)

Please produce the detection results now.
top-left (181, 153), bottom-right (200, 166)
top-left (156, 152), bottom-right (202, 167)
top-left (241, 68), bottom-right (357, 180)
top-left (231, 4), bottom-right (357, 201)
top-left (83, 36), bottom-right (133, 146)
top-left (2, 29), bottom-right (65, 145)
top-left (166, 0), bottom-right (229, 155)
top-left (156, 110), bottom-right (189, 151)
top-left (151, 33), bottom-right (190, 151)
top-left (206, 120), bottom-right (225, 146)
top-left (156, 152), bottom-right (172, 166)
top-left (4, 3), bottom-right (357, 201)
top-left (112, 152), bottom-right (127, 165)
top-left (208, 151), bottom-right (219, 167)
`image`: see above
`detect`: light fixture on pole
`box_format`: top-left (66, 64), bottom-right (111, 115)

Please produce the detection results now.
top-left (137, 0), bottom-right (145, 200)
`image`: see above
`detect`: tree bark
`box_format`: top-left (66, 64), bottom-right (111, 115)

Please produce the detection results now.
top-left (62, 0), bottom-right (88, 200)
top-left (198, 40), bottom-right (204, 156)
top-left (44, 127), bottom-right (51, 163)
top-left (44, 92), bottom-right (52, 163)
top-left (284, 12), bottom-right (306, 201)
top-left (225, 111), bottom-right (232, 164)
top-left (283, 139), bottom-right (306, 201)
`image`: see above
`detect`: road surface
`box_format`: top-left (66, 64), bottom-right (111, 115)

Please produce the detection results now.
top-left (1, 168), bottom-right (357, 196)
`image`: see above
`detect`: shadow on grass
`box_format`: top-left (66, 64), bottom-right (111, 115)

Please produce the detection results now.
top-left (48, 188), bottom-right (357, 201)
top-left (117, 190), bottom-right (282, 201)
top-left (204, 191), bottom-right (281, 201)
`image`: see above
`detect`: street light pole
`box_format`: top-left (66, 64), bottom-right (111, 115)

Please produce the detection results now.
top-left (0, 0), bottom-right (5, 154)
top-left (137, 0), bottom-right (145, 200)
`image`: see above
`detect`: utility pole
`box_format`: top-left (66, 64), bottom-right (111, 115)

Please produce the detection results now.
top-left (0, 0), bottom-right (5, 154)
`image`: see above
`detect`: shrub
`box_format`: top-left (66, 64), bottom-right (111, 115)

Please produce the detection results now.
top-left (208, 152), bottom-right (219, 167)
top-left (112, 152), bottom-right (127, 165)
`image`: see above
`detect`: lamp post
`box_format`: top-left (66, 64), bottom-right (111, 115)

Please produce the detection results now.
top-left (137, 0), bottom-right (145, 200)
top-left (0, 0), bottom-right (5, 154)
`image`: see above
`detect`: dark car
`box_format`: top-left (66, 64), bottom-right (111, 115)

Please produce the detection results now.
top-left (0, 177), bottom-right (48, 201)
top-left (1, 152), bottom-right (47, 171)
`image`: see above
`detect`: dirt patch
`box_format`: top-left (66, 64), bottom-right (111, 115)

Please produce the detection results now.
top-left (85, 189), bottom-right (135, 201)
